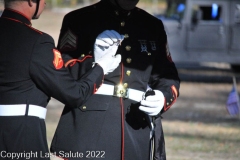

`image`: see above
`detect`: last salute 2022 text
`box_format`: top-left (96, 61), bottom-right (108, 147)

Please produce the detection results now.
top-left (0, 151), bottom-right (105, 159)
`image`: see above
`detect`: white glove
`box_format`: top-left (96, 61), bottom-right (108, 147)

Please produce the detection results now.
top-left (139, 90), bottom-right (165, 116)
top-left (94, 30), bottom-right (124, 74)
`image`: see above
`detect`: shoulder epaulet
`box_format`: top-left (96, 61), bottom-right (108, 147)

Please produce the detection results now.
top-left (1, 16), bottom-right (43, 34)
top-left (135, 7), bottom-right (163, 23)
top-left (25, 24), bottom-right (43, 35)
top-left (66, 2), bottom-right (98, 17)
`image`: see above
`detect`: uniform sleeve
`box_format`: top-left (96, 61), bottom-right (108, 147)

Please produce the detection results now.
top-left (57, 13), bottom-right (79, 61)
top-left (57, 14), bottom-right (68, 49)
top-left (57, 14), bottom-right (69, 52)
top-left (149, 20), bottom-right (180, 114)
top-left (56, 13), bottom-right (94, 82)
top-left (29, 34), bottom-right (104, 108)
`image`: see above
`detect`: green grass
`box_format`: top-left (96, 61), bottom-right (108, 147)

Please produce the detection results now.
top-left (163, 121), bottom-right (240, 160)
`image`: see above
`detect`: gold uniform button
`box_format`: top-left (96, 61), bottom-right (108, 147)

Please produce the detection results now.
top-left (125, 46), bottom-right (131, 51)
top-left (121, 21), bottom-right (125, 27)
top-left (126, 58), bottom-right (132, 63)
top-left (148, 52), bottom-right (151, 56)
top-left (167, 103), bottom-right (169, 106)
top-left (126, 70), bottom-right (131, 76)
top-left (82, 106), bottom-right (87, 110)
top-left (170, 99), bottom-right (173, 101)
top-left (124, 34), bottom-right (129, 39)
top-left (81, 54), bottom-right (85, 57)
top-left (123, 83), bottom-right (128, 88)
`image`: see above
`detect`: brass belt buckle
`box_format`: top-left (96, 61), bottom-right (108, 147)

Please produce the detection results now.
top-left (113, 84), bottom-right (129, 98)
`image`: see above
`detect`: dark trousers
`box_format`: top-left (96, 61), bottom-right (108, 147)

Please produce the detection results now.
top-left (0, 116), bottom-right (50, 160)
top-left (153, 117), bottom-right (166, 160)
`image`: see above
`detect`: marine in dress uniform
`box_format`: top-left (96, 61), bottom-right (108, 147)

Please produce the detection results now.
top-left (50, 0), bottom-right (180, 160)
top-left (0, 1), bottom-right (121, 159)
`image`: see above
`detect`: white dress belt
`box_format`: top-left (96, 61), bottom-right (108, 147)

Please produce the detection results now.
top-left (95, 84), bottom-right (144, 102)
top-left (0, 104), bottom-right (47, 119)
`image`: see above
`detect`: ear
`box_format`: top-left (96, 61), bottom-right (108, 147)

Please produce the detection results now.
top-left (28, 0), bottom-right (33, 7)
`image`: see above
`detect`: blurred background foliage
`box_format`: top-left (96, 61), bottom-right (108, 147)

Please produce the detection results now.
top-left (45, 0), bottom-right (159, 6)
top-left (0, 0), bottom-right (166, 15)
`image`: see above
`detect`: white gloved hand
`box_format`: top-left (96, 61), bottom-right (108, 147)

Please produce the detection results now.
top-left (139, 90), bottom-right (165, 116)
top-left (94, 30), bottom-right (124, 74)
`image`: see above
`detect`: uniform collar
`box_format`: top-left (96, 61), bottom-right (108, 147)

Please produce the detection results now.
top-left (100, 0), bottom-right (136, 19)
top-left (1, 8), bottom-right (32, 26)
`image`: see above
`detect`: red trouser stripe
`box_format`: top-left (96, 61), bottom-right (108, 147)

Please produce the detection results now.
top-left (55, 155), bottom-right (68, 160)
top-left (120, 63), bottom-right (124, 160)
top-left (120, 97), bottom-right (124, 160)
